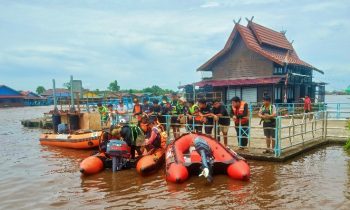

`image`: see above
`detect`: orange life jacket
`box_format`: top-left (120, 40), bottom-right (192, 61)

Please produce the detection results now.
top-left (232, 101), bottom-right (249, 125)
top-left (134, 104), bottom-right (142, 121)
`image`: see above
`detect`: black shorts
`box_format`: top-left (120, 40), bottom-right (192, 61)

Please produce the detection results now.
top-left (263, 122), bottom-right (275, 138)
top-left (171, 116), bottom-right (180, 126)
top-left (305, 110), bottom-right (310, 113)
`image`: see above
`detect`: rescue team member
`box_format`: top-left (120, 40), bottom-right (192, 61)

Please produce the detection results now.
top-left (258, 96), bottom-right (277, 154)
top-left (149, 99), bottom-right (162, 122)
top-left (97, 103), bottom-right (109, 124)
top-left (170, 93), bottom-right (183, 139)
top-left (212, 99), bottom-right (230, 147)
top-left (111, 125), bottom-right (142, 160)
top-left (107, 104), bottom-right (116, 125)
top-left (186, 100), bottom-right (198, 132)
top-left (132, 98), bottom-right (143, 123)
top-left (159, 100), bottom-right (172, 125)
top-left (198, 99), bottom-right (213, 136)
top-left (230, 96), bottom-right (249, 148)
top-left (116, 100), bottom-right (129, 123)
top-left (142, 98), bottom-right (151, 115)
top-left (143, 118), bottom-right (162, 155)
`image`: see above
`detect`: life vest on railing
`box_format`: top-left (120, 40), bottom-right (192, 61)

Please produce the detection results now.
top-left (232, 101), bottom-right (249, 125)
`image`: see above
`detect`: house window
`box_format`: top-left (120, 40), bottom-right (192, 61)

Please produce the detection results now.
top-left (287, 87), bottom-right (294, 99)
top-left (274, 86), bottom-right (282, 100)
top-left (274, 66), bottom-right (285, 75)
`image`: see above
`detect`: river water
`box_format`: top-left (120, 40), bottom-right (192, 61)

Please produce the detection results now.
top-left (0, 100), bottom-right (350, 209)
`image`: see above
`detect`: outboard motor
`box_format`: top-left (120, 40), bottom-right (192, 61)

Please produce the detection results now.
top-left (194, 137), bottom-right (213, 182)
top-left (106, 140), bottom-right (131, 172)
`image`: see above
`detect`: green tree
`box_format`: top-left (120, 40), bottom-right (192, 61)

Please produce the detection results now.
top-left (36, 86), bottom-right (46, 95)
top-left (63, 82), bottom-right (71, 90)
top-left (108, 80), bottom-right (120, 92)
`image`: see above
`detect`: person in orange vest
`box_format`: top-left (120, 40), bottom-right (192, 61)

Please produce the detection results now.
top-left (230, 96), bottom-right (249, 148)
top-left (132, 98), bottom-right (143, 124)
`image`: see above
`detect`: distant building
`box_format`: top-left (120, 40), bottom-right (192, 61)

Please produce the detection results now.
top-left (185, 20), bottom-right (325, 104)
top-left (41, 88), bottom-right (71, 103)
top-left (0, 85), bottom-right (24, 107)
top-left (20, 91), bottom-right (48, 106)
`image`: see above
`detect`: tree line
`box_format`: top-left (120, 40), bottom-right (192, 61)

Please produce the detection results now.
top-left (35, 80), bottom-right (174, 96)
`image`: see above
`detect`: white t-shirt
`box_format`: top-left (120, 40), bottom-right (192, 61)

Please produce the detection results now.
top-left (116, 104), bottom-right (129, 122)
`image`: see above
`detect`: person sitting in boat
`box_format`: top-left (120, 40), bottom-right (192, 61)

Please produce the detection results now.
top-left (97, 103), bottom-right (109, 125)
top-left (143, 118), bottom-right (162, 155)
top-left (111, 125), bottom-right (143, 160)
top-left (194, 137), bottom-right (214, 182)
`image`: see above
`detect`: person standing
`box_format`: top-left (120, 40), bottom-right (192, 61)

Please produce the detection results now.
top-left (149, 99), bottom-right (162, 122)
top-left (142, 98), bottom-right (151, 116)
top-left (97, 102), bottom-right (108, 125)
top-left (304, 95), bottom-right (312, 120)
top-left (132, 98), bottom-right (143, 124)
top-left (116, 100), bottom-right (129, 123)
top-left (304, 95), bottom-right (312, 113)
top-left (230, 97), bottom-right (249, 148)
top-left (258, 96), bottom-right (277, 153)
top-left (212, 99), bottom-right (230, 146)
top-left (198, 99), bottom-right (213, 136)
top-left (170, 93), bottom-right (183, 139)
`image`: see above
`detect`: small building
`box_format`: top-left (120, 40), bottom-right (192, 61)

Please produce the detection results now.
top-left (187, 20), bottom-right (325, 104)
top-left (0, 85), bottom-right (24, 107)
top-left (41, 88), bottom-right (70, 100)
top-left (21, 91), bottom-right (48, 106)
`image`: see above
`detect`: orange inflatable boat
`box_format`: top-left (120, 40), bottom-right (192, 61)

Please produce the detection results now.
top-left (136, 148), bottom-right (165, 176)
top-left (165, 133), bottom-right (250, 183)
top-left (39, 130), bottom-right (102, 149)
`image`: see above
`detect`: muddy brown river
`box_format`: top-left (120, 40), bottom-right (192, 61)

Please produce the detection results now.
top-left (0, 106), bottom-right (349, 209)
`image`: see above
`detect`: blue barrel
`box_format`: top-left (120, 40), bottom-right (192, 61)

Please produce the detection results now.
top-left (69, 114), bottom-right (80, 131)
top-left (52, 114), bottom-right (61, 134)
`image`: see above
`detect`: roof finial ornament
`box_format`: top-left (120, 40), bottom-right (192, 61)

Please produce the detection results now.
top-left (291, 40), bottom-right (294, 45)
top-left (281, 29), bottom-right (287, 35)
top-left (245, 16), bottom-right (254, 23)
top-left (233, 17), bottom-right (241, 25)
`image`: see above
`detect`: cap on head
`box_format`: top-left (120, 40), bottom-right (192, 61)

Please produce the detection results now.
top-left (97, 102), bottom-right (102, 107)
top-left (153, 99), bottom-right (159, 104)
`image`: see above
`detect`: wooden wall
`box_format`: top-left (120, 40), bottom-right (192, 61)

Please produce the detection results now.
top-left (211, 34), bottom-right (274, 79)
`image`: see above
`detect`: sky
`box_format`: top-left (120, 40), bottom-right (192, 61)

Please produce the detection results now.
top-left (0, 0), bottom-right (349, 92)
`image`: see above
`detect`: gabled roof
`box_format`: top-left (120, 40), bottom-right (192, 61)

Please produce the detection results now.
top-left (197, 21), bottom-right (323, 74)
top-left (0, 85), bottom-right (23, 97)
